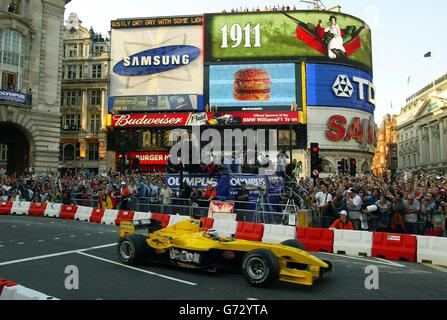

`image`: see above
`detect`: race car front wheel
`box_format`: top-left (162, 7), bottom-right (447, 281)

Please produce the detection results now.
top-left (242, 249), bottom-right (279, 288)
top-left (117, 234), bottom-right (149, 266)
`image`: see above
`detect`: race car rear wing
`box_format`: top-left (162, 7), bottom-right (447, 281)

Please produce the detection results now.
top-left (119, 219), bottom-right (163, 238)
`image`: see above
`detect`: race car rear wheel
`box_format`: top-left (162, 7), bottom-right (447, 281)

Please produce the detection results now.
top-left (242, 249), bottom-right (279, 288)
top-left (281, 239), bottom-right (307, 251)
top-left (117, 234), bottom-right (149, 266)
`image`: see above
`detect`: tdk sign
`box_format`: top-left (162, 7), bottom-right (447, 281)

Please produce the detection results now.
top-left (113, 45), bottom-right (201, 77)
top-left (332, 74), bottom-right (375, 105)
top-left (306, 64), bottom-right (375, 114)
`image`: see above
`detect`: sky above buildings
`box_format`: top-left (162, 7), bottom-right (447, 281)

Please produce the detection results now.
top-left (65, 0), bottom-right (447, 123)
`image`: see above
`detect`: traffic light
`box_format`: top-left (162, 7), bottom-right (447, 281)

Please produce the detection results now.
top-left (350, 158), bottom-right (357, 177)
top-left (310, 143), bottom-right (320, 179)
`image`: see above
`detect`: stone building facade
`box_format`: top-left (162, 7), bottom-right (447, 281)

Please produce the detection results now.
top-left (60, 13), bottom-right (109, 174)
top-left (397, 74), bottom-right (447, 172)
top-left (0, 0), bottom-right (69, 174)
top-left (371, 114), bottom-right (398, 177)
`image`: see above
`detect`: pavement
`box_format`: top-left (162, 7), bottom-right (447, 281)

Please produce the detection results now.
top-left (1, 215), bottom-right (446, 300)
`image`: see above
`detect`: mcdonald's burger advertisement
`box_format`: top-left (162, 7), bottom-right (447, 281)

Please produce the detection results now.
top-left (110, 16), bottom-right (204, 112)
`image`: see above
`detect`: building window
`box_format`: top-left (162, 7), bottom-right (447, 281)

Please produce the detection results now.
top-left (0, 29), bottom-right (26, 91)
top-left (79, 65), bottom-right (83, 79)
top-left (61, 90), bottom-right (80, 106)
top-left (87, 143), bottom-right (99, 161)
top-left (67, 45), bottom-right (77, 58)
top-left (63, 144), bottom-right (75, 161)
top-left (62, 114), bottom-right (80, 132)
top-left (92, 44), bottom-right (104, 57)
top-left (22, 0), bottom-right (29, 17)
top-left (0, 143), bottom-right (7, 161)
top-left (278, 130), bottom-right (297, 147)
top-left (89, 114), bottom-right (100, 133)
top-left (92, 64), bottom-right (102, 78)
top-left (67, 65), bottom-right (77, 79)
top-left (89, 90), bottom-right (101, 106)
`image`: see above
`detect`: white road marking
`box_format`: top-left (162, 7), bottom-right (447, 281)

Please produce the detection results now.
top-left (318, 252), bottom-right (406, 268)
top-left (375, 258), bottom-right (407, 268)
top-left (38, 240), bottom-right (45, 243)
top-left (247, 298), bottom-right (259, 300)
top-left (54, 238), bottom-right (60, 240)
top-left (69, 235), bottom-right (76, 238)
top-left (77, 252), bottom-right (197, 286)
top-left (0, 245), bottom-right (4, 248)
top-left (11, 225), bottom-right (16, 228)
top-left (17, 242), bottom-right (24, 245)
top-left (85, 234), bottom-right (91, 236)
top-left (0, 243), bottom-right (116, 267)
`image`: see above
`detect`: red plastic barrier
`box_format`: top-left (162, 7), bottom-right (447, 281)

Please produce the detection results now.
top-left (235, 222), bottom-right (264, 242)
top-left (28, 202), bottom-right (47, 216)
top-left (151, 213), bottom-right (170, 228)
top-left (115, 210), bottom-right (135, 226)
top-left (200, 218), bottom-right (214, 230)
top-left (372, 232), bottom-right (417, 262)
top-left (89, 208), bottom-right (105, 224)
top-left (0, 277), bottom-right (17, 296)
top-left (0, 201), bottom-right (12, 215)
top-left (60, 205), bottom-right (78, 220)
top-left (296, 228), bottom-right (334, 253)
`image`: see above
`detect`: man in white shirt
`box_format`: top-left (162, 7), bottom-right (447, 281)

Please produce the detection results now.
top-left (315, 183), bottom-right (333, 209)
top-left (346, 188), bottom-right (363, 230)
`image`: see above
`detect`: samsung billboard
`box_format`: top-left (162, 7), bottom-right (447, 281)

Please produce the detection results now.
top-left (110, 16), bottom-right (204, 112)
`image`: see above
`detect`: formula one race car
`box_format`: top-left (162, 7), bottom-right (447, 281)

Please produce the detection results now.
top-left (117, 218), bottom-right (332, 287)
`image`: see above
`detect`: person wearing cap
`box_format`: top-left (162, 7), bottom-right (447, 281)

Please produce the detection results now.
top-left (345, 187), bottom-right (363, 230)
top-left (119, 181), bottom-right (131, 210)
top-left (329, 211), bottom-right (353, 230)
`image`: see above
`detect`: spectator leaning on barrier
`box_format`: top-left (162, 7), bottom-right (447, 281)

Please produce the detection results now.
top-left (158, 182), bottom-right (173, 205)
top-left (429, 202), bottom-right (446, 237)
top-left (404, 194), bottom-right (421, 235)
top-left (314, 183), bottom-right (333, 228)
top-left (391, 192), bottom-right (406, 234)
top-left (330, 210), bottom-right (354, 230)
top-left (203, 182), bottom-right (217, 202)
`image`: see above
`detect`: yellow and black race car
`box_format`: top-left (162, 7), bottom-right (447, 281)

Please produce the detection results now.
top-left (117, 218), bottom-right (333, 287)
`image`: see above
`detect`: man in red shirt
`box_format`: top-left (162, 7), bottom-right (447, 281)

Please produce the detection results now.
top-left (330, 210), bottom-right (354, 230)
top-left (202, 182), bottom-right (217, 201)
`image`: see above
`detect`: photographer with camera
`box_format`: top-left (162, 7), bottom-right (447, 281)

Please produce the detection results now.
top-left (345, 188), bottom-right (363, 230)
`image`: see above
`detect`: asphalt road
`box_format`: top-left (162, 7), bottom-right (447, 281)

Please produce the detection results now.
top-left (1, 215), bottom-right (446, 300)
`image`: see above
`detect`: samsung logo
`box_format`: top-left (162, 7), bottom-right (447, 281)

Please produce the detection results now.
top-left (114, 45), bottom-right (201, 77)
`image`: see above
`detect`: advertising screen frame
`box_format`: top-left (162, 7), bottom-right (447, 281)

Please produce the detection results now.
top-left (204, 10), bottom-right (372, 75)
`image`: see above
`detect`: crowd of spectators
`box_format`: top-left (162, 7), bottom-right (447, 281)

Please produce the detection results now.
top-left (1, 165), bottom-right (446, 237)
top-left (308, 170), bottom-right (447, 237)
top-left (223, 4), bottom-right (298, 13)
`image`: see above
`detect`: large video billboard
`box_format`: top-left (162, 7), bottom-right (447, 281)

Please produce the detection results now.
top-left (306, 63), bottom-right (375, 114)
top-left (209, 63), bottom-right (297, 110)
top-left (110, 17), bottom-right (204, 112)
top-left (205, 11), bottom-right (372, 73)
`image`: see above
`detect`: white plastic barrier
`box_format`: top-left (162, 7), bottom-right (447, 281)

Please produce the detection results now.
top-left (74, 206), bottom-right (93, 222)
top-left (11, 201), bottom-right (31, 215)
top-left (333, 229), bottom-right (373, 257)
top-left (261, 224), bottom-right (296, 244)
top-left (168, 214), bottom-right (191, 227)
top-left (417, 235), bottom-right (447, 267)
top-left (44, 203), bottom-right (63, 218)
top-left (101, 209), bottom-right (119, 225)
top-left (212, 219), bottom-right (238, 238)
top-left (0, 285), bottom-right (59, 300)
top-left (133, 212), bottom-right (152, 221)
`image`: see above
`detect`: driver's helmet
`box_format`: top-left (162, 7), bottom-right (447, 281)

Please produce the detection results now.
top-left (205, 229), bottom-right (219, 240)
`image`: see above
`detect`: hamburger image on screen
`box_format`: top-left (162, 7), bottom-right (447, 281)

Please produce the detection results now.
top-left (233, 68), bottom-right (271, 101)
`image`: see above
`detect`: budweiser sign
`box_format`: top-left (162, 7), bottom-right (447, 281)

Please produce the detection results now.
top-left (112, 113), bottom-right (191, 127)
